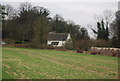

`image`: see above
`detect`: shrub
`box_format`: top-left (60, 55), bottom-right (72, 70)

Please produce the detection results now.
top-left (3, 38), bottom-right (15, 44)
top-left (28, 42), bottom-right (47, 49)
top-left (15, 41), bottom-right (24, 44)
top-left (2, 44), bottom-right (29, 48)
top-left (46, 46), bottom-right (54, 49)
top-left (64, 39), bottom-right (73, 50)
top-left (91, 52), bottom-right (97, 55)
top-left (77, 49), bottom-right (83, 53)
top-left (90, 49), bottom-right (100, 55)
top-left (92, 39), bottom-right (111, 47)
top-left (75, 39), bottom-right (91, 51)
top-left (13, 44), bottom-right (29, 48)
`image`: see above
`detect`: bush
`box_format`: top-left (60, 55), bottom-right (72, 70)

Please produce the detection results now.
top-left (91, 52), bottom-right (97, 55)
top-left (14, 44), bottom-right (29, 48)
top-left (15, 41), bottom-right (24, 44)
top-left (2, 44), bottom-right (29, 48)
top-left (92, 39), bottom-right (111, 47)
top-left (77, 49), bottom-right (83, 53)
top-left (75, 39), bottom-right (91, 51)
top-left (64, 39), bottom-right (73, 50)
top-left (28, 42), bottom-right (47, 49)
top-left (3, 38), bottom-right (15, 44)
top-left (46, 46), bottom-right (55, 49)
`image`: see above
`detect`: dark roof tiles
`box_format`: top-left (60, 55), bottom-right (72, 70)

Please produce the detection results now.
top-left (48, 33), bottom-right (68, 41)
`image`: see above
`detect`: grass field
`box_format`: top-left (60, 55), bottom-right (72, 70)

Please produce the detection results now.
top-left (2, 47), bottom-right (118, 79)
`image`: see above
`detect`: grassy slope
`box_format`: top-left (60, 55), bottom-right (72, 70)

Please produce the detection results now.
top-left (2, 47), bottom-right (118, 79)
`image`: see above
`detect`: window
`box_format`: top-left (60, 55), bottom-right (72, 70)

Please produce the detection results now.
top-left (51, 42), bottom-right (59, 45)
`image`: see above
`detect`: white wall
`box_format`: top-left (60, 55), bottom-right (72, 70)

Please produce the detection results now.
top-left (67, 34), bottom-right (71, 40)
top-left (47, 34), bottom-right (72, 47)
top-left (47, 40), bottom-right (66, 47)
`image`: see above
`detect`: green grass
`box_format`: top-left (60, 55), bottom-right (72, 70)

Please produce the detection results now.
top-left (2, 47), bottom-right (118, 79)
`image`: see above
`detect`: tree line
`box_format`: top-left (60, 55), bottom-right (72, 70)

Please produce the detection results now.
top-left (1, 2), bottom-right (120, 49)
top-left (2, 2), bottom-right (89, 49)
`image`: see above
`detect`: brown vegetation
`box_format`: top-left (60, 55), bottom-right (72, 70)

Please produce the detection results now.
top-left (2, 44), bottom-right (29, 48)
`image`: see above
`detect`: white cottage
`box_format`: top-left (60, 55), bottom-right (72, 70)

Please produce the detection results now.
top-left (47, 32), bottom-right (71, 47)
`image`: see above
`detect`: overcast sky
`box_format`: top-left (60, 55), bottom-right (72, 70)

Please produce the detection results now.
top-left (1, 0), bottom-right (119, 38)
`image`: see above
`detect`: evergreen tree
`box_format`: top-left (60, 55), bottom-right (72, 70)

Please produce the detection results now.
top-left (32, 17), bottom-right (49, 48)
top-left (92, 20), bottom-right (109, 40)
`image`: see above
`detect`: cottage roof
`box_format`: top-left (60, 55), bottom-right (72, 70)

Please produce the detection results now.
top-left (48, 33), bottom-right (69, 41)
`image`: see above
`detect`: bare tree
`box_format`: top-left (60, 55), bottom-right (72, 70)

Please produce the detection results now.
top-left (103, 9), bottom-right (114, 28)
top-left (19, 2), bottom-right (32, 12)
top-left (5, 4), bottom-right (17, 20)
top-left (94, 9), bottom-right (114, 27)
top-left (93, 14), bottom-right (103, 22)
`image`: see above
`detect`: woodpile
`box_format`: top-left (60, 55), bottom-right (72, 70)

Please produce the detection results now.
top-left (90, 47), bottom-right (120, 57)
